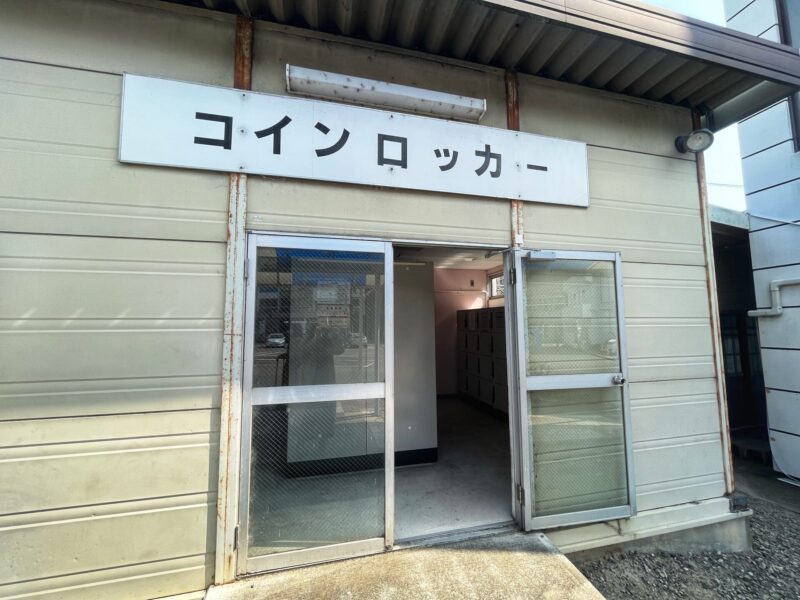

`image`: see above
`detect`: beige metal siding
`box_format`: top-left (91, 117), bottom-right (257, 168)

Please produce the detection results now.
top-left (247, 178), bottom-right (511, 245)
top-left (246, 25), bottom-right (511, 244)
top-left (516, 75), bottom-right (726, 510)
top-left (0, 58), bottom-right (229, 242)
top-left (0, 233), bottom-right (224, 599)
top-left (0, 0), bottom-right (234, 85)
top-left (0, 1), bottom-right (232, 597)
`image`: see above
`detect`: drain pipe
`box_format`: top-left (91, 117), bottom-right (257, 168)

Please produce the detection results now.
top-left (748, 279), bottom-right (800, 318)
top-left (693, 109), bottom-right (734, 495)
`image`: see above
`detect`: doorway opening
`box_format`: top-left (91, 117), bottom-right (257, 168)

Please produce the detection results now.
top-left (393, 245), bottom-right (514, 541)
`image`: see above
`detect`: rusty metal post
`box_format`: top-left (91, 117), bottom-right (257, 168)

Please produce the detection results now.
top-left (693, 109), bottom-right (735, 495)
top-left (505, 71), bottom-right (524, 246)
top-left (216, 15), bottom-right (253, 585)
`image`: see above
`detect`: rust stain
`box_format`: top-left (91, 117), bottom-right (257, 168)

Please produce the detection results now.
top-left (234, 16), bottom-right (254, 91)
top-left (505, 71), bottom-right (520, 131)
top-left (216, 15), bottom-right (254, 584)
top-left (505, 70), bottom-right (523, 246)
top-left (693, 109), bottom-right (734, 494)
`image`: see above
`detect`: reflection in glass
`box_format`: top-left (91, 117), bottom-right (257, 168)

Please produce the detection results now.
top-left (529, 388), bottom-right (627, 516)
top-left (252, 247), bottom-right (385, 387)
top-left (522, 259), bottom-right (620, 375)
top-left (248, 399), bottom-right (385, 556)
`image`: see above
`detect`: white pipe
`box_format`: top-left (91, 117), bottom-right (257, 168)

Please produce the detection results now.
top-left (748, 278), bottom-right (800, 318)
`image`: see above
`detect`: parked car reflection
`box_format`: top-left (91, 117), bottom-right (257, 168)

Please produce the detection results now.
top-left (266, 332), bottom-right (286, 348)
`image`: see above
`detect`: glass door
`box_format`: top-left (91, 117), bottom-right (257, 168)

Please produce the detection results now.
top-left (507, 249), bottom-right (635, 530)
top-left (239, 234), bottom-right (393, 573)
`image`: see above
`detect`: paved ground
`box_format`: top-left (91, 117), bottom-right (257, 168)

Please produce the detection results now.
top-left (574, 459), bottom-right (800, 600)
top-left (207, 532), bottom-right (603, 600)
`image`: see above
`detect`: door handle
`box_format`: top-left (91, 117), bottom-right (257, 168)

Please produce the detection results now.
top-left (612, 375), bottom-right (626, 385)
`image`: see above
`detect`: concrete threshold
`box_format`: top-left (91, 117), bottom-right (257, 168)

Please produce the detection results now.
top-left (206, 531), bottom-right (604, 600)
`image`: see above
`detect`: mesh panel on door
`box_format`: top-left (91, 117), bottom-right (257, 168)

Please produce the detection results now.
top-left (528, 388), bottom-right (627, 516)
top-left (247, 245), bottom-right (387, 558)
top-left (248, 399), bottom-right (385, 556)
top-left (522, 259), bottom-right (620, 375)
top-left (252, 247), bottom-right (385, 387)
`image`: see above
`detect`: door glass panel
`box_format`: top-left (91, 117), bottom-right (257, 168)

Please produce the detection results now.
top-left (245, 242), bottom-right (388, 566)
top-left (528, 387), bottom-right (628, 516)
top-left (522, 259), bottom-right (620, 375)
top-left (248, 399), bottom-right (385, 556)
top-left (252, 247), bottom-right (385, 387)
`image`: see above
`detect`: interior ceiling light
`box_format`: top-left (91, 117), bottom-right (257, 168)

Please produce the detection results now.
top-left (675, 128), bottom-right (715, 154)
top-left (286, 65), bottom-right (487, 122)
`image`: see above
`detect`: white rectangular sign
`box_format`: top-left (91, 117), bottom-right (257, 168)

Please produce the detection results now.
top-left (119, 74), bottom-right (589, 206)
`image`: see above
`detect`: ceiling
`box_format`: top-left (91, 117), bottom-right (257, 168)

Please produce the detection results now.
top-left (168, 0), bottom-right (800, 129)
top-left (394, 245), bottom-right (504, 270)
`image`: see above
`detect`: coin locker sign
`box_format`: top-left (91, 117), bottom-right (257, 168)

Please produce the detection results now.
top-left (119, 74), bottom-right (590, 206)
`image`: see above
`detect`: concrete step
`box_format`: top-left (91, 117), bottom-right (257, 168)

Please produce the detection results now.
top-left (207, 531), bottom-right (604, 599)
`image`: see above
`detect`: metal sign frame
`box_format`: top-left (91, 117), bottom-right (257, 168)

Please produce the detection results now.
top-left (119, 73), bottom-right (589, 207)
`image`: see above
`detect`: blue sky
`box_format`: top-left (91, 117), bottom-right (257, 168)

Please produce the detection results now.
top-left (640, 0), bottom-right (746, 210)
top-left (641, 0), bottom-right (725, 24)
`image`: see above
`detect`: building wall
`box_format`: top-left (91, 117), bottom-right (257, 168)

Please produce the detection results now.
top-left (724, 0), bottom-right (800, 477)
top-left (434, 269), bottom-right (489, 396)
top-left (0, 0), bottom-right (732, 598)
top-left (245, 20), bottom-right (510, 245)
top-left (246, 24), bottom-right (728, 511)
top-left (394, 264), bottom-right (438, 454)
top-left (515, 76), bottom-right (726, 511)
top-left (0, 2), bottom-right (233, 598)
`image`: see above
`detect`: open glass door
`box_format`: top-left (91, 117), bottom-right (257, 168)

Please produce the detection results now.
top-left (507, 249), bottom-right (635, 530)
top-left (239, 234), bottom-right (393, 573)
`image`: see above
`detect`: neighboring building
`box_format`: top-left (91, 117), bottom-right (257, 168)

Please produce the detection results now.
top-left (2, 1), bottom-right (799, 599)
top-left (723, 0), bottom-right (800, 479)
top-left (710, 206), bottom-right (768, 458)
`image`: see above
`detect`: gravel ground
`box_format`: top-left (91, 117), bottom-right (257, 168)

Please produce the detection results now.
top-left (574, 498), bottom-right (800, 599)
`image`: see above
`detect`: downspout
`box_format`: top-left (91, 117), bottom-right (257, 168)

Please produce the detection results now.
top-left (215, 15), bottom-right (253, 585)
top-left (748, 279), bottom-right (800, 317)
top-left (693, 109), bottom-right (735, 495)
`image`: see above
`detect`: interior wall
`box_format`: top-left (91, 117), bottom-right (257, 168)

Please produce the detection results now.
top-left (394, 264), bottom-right (438, 454)
top-left (434, 269), bottom-right (488, 396)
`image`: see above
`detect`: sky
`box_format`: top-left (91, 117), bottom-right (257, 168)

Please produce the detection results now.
top-left (639, 0), bottom-right (747, 211)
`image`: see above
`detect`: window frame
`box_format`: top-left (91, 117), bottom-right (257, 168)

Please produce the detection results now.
top-left (488, 271), bottom-right (505, 299)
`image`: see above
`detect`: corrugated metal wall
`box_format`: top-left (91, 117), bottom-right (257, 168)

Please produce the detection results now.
top-left (0, 1), bottom-right (233, 598)
top-left (0, 0), bottom-right (731, 597)
top-left (724, 0), bottom-right (800, 477)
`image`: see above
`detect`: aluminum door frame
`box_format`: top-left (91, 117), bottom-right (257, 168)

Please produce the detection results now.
top-left (502, 250), bottom-right (525, 527)
top-left (508, 248), bottom-right (636, 532)
top-left (238, 233), bottom-right (394, 574)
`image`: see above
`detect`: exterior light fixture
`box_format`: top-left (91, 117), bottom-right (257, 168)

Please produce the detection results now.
top-left (286, 65), bottom-right (487, 122)
top-left (675, 128), bottom-right (715, 153)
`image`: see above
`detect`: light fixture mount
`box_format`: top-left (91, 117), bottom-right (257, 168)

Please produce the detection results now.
top-left (675, 128), bottom-right (715, 154)
top-left (285, 65), bottom-right (487, 123)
